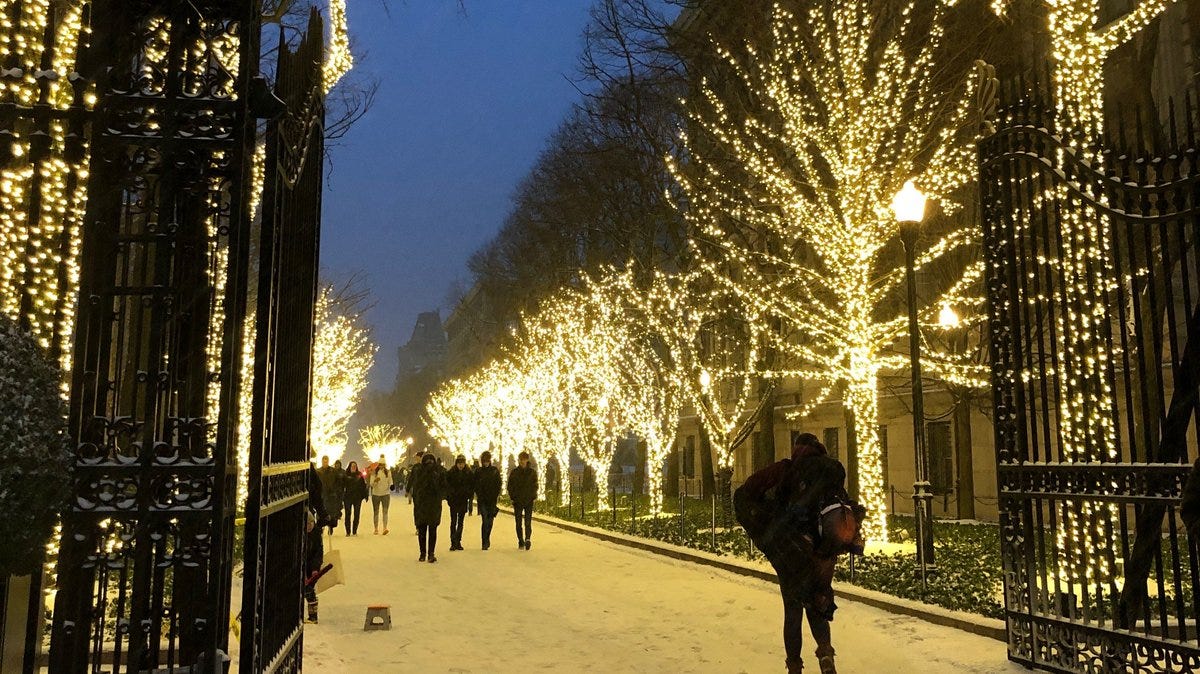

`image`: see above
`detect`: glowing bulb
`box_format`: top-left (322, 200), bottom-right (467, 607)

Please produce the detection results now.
top-left (891, 180), bottom-right (927, 223)
top-left (938, 304), bottom-right (960, 328)
top-left (699, 369), bottom-right (711, 389)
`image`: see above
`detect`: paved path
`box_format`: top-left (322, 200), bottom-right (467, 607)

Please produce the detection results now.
top-left (302, 500), bottom-right (1024, 673)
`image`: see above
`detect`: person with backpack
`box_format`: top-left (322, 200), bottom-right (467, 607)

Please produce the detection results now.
top-left (734, 432), bottom-right (864, 674)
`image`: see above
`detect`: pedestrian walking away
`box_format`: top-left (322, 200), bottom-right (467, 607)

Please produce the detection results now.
top-left (445, 454), bottom-right (474, 550)
top-left (474, 451), bottom-right (501, 549)
top-left (410, 452), bottom-right (446, 562)
top-left (508, 450), bottom-right (538, 550)
top-left (343, 461), bottom-right (368, 535)
top-left (316, 455), bottom-right (345, 535)
top-left (734, 432), bottom-right (865, 674)
top-left (369, 458), bottom-right (392, 535)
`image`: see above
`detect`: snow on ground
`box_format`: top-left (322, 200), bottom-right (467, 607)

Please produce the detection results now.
top-left (302, 503), bottom-right (1025, 673)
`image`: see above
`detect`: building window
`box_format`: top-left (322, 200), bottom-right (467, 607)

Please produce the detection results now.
top-left (927, 421), bottom-right (953, 494)
top-left (684, 435), bottom-right (696, 478)
top-left (823, 427), bottom-right (839, 461)
top-left (878, 425), bottom-right (889, 490)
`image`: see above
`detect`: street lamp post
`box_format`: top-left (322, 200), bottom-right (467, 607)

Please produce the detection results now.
top-left (892, 180), bottom-right (936, 586)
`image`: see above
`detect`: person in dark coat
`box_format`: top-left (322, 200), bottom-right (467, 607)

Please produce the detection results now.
top-left (737, 432), bottom-right (855, 674)
top-left (405, 450), bottom-right (426, 504)
top-left (316, 456), bottom-right (344, 535)
top-left (304, 462), bottom-right (331, 623)
top-left (508, 450), bottom-right (538, 550)
top-left (342, 461), bottom-right (368, 535)
top-left (409, 452), bottom-right (445, 562)
top-left (445, 454), bottom-right (474, 550)
top-left (474, 451), bottom-right (502, 549)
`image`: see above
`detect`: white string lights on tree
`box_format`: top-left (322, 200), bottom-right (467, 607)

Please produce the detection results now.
top-left (668, 2), bottom-right (983, 542)
top-left (988, 0), bottom-right (1175, 586)
top-left (309, 285), bottom-right (376, 463)
top-left (322, 0), bottom-right (353, 94)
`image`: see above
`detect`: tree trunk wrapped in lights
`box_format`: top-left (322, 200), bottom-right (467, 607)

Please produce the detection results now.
top-left (669, 2), bottom-right (983, 542)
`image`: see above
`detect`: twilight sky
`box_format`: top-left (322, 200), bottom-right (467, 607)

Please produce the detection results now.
top-left (320, 1), bottom-right (596, 391)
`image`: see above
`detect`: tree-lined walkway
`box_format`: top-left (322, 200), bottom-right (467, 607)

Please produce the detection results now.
top-left (302, 503), bottom-right (1023, 672)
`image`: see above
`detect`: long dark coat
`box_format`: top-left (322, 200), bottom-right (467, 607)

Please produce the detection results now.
top-left (343, 470), bottom-right (368, 504)
top-left (474, 465), bottom-right (502, 514)
top-left (508, 465), bottom-right (538, 505)
top-left (445, 465), bottom-right (475, 511)
top-left (410, 462), bottom-right (446, 527)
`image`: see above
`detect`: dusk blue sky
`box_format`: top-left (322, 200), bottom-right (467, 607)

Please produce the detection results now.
top-left (320, 1), bottom-right (597, 391)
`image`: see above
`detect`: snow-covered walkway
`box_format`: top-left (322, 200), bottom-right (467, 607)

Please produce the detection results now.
top-left (302, 502), bottom-right (1024, 673)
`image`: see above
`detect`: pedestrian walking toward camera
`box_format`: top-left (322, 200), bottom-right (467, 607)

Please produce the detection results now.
top-left (410, 452), bottom-right (445, 562)
top-left (343, 461), bottom-right (368, 535)
top-left (316, 456), bottom-right (344, 535)
top-left (508, 450), bottom-right (537, 550)
top-left (369, 459), bottom-right (392, 535)
top-left (406, 450), bottom-right (426, 504)
top-left (474, 451), bottom-right (501, 549)
top-left (445, 454), bottom-right (474, 550)
top-left (734, 433), bottom-right (865, 674)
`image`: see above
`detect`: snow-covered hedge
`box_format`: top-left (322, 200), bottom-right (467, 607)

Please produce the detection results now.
top-left (0, 316), bottom-right (70, 577)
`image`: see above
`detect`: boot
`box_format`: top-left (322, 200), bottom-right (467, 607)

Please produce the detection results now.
top-left (306, 600), bottom-right (318, 624)
top-left (817, 656), bottom-right (835, 674)
top-left (785, 657), bottom-right (802, 673)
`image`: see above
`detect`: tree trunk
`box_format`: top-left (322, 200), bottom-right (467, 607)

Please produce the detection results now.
top-left (757, 389), bottom-right (777, 470)
top-left (634, 439), bottom-right (647, 501)
top-left (699, 425), bottom-right (716, 498)
top-left (845, 369), bottom-right (887, 542)
top-left (665, 441), bottom-right (680, 499)
top-left (953, 394), bottom-right (976, 520)
top-left (844, 405), bottom-right (859, 500)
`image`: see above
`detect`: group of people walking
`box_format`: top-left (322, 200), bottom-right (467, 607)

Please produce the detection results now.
top-left (405, 449), bottom-right (539, 562)
top-left (312, 448), bottom-right (540, 563)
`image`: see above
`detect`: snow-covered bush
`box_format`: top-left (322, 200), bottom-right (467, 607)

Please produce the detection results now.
top-left (0, 316), bottom-right (70, 576)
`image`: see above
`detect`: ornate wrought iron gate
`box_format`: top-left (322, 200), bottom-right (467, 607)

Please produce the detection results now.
top-left (46, 1), bottom-right (261, 671)
top-left (981, 75), bottom-right (1200, 672)
top-left (237, 11), bottom-right (326, 674)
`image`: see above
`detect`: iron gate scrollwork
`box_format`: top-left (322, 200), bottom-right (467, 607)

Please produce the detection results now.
top-left (238, 11), bottom-right (326, 674)
top-left (981, 74), bottom-right (1200, 673)
top-left (48, 0), bottom-right (260, 671)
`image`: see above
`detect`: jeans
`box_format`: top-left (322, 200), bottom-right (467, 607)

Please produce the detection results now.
top-left (513, 502), bottom-right (533, 543)
top-left (480, 507), bottom-right (496, 547)
top-left (449, 508), bottom-right (466, 547)
top-left (418, 524), bottom-right (438, 557)
top-left (343, 499), bottom-right (361, 535)
top-left (371, 494), bottom-right (390, 530)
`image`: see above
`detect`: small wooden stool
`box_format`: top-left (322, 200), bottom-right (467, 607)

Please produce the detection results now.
top-left (363, 604), bottom-right (391, 631)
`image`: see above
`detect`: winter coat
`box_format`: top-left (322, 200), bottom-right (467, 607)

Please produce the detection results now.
top-left (474, 465), bottom-right (502, 514)
top-left (410, 463), bottom-right (446, 526)
top-left (369, 467), bottom-right (393, 497)
top-left (507, 465), bottom-right (538, 506)
top-left (445, 465), bottom-right (475, 511)
top-left (317, 466), bottom-right (344, 517)
top-left (343, 470), bottom-right (368, 503)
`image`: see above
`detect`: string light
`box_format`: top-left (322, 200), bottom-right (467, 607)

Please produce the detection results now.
top-left (323, 0), bottom-right (353, 93)
top-left (309, 286), bottom-right (376, 463)
top-left (988, 0), bottom-right (1172, 586)
top-left (359, 424), bottom-right (411, 467)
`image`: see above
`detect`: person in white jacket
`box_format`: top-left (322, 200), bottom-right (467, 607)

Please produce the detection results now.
top-left (369, 458), bottom-right (392, 535)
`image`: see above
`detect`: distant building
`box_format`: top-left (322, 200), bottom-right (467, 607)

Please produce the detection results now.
top-left (395, 310), bottom-right (447, 390)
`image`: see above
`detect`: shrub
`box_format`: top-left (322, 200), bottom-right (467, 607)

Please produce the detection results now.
top-left (0, 316), bottom-right (70, 577)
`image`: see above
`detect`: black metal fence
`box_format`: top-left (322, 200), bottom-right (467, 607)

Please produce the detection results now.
top-left (47, 1), bottom-right (260, 671)
top-left (981, 72), bottom-right (1200, 672)
top-left (238, 11), bottom-right (326, 674)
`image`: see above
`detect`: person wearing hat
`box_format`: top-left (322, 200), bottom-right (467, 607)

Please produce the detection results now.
top-left (445, 454), bottom-right (475, 551)
top-left (507, 450), bottom-right (538, 550)
top-left (409, 452), bottom-right (446, 562)
top-left (474, 451), bottom-right (502, 549)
